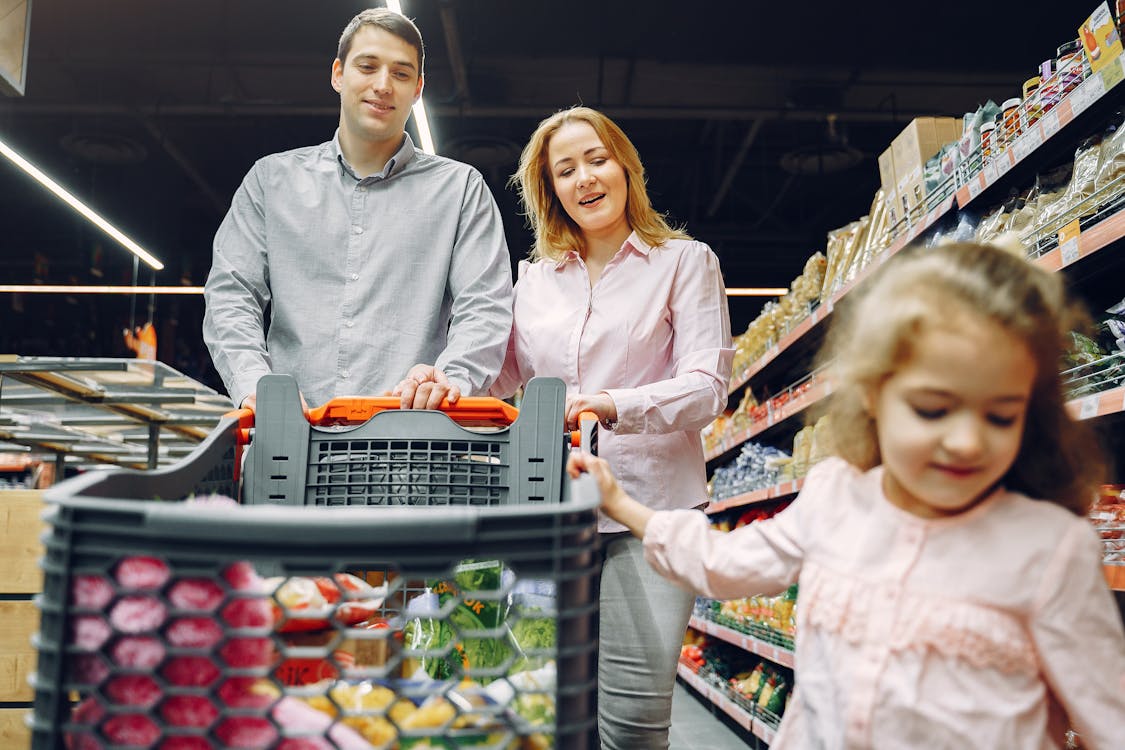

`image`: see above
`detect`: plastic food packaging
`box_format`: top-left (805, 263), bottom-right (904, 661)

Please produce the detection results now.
top-left (1095, 113), bottom-right (1125, 194)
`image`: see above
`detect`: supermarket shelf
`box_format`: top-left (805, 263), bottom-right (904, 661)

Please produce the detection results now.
top-left (1033, 208), bottom-right (1125, 273)
top-left (707, 478), bottom-right (805, 514)
top-left (1105, 565), bottom-right (1125, 592)
top-left (729, 303), bottom-right (832, 395)
top-left (706, 378), bottom-right (832, 463)
top-left (726, 207), bottom-right (951, 400)
top-left (1065, 386), bottom-right (1125, 422)
top-left (956, 54), bottom-right (1125, 210)
top-left (689, 615), bottom-right (796, 669)
top-left (676, 662), bottom-right (778, 744)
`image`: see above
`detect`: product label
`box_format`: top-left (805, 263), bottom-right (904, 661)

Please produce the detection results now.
top-left (1069, 73), bottom-right (1104, 115)
top-left (1059, 219), bottom-right (1082, 266)
top-left (1013, 127), bottom-right (1044, 161)
top-left (1079, 2), bottom-right (1124, 74)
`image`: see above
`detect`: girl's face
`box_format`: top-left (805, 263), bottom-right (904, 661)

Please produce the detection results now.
top-left (868, 315), bottom-right (1036, 519)
top-left (547, 121), bottom-right (631, 243)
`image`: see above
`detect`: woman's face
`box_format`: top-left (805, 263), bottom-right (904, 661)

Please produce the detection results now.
top-left (546, 120), bottom-right (631, 243)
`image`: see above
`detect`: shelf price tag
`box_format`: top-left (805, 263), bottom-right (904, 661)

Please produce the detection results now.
top-left (1058, 219), bottom-right (1081, 266)
top-left (1079, 396), bottom-right (1099, 420)
top-left (1040, 109), bottom-right (1061, 139)
top-left (1103, 56), bottom-right (1125, 90)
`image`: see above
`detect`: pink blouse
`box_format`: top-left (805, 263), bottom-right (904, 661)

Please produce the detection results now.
top-left (491, 233), bottom-right (733, 532)
top-left (645, 457), bottom-right (1125, 749)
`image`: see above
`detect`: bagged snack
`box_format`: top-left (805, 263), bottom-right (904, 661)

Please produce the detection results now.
top-left (1095, 112), bottom-right (1125, 194)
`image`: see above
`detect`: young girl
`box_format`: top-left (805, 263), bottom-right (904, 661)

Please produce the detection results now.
top-left (569, 240), bottom-right (1125, 749)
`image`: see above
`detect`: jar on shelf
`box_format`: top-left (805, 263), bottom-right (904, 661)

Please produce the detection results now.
top-left (1056, 39), bottom-right (1087, 99)
top-left (1022, 76), bottom-right (1043, 130)
top-left (980, 120), bottom-right (996, 165)
top-left (1039, 71), bottom-right (1062, 114)
top-left (1000, 97), bottom-right (1022, 152)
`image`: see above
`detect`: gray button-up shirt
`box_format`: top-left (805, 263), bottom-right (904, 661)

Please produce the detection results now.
top-left (203, 132), bottom-right (513, 408)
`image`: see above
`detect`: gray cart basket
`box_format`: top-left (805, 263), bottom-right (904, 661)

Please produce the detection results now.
top-left (30, 376), bottom-right (600, 750)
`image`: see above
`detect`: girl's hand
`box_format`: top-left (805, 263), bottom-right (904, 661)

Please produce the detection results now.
top-left (565, 392), bottom-right (617, 431)
top-left (566, 451), bottom-right (653, 537)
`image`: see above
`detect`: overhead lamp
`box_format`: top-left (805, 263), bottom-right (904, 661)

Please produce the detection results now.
top-left (0, 136), bottom-right (165, 270)
top-left (0, 285), bottom-right (201, 295)
top-left (385, 0), bottom-right (436, 154)
top-left (726, 288), bottom-right (789, 297)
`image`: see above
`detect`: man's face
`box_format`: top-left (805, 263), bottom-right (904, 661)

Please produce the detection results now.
top-left (331, 25), bottom-right (423, 147)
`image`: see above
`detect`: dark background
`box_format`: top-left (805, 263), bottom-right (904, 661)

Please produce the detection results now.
top-left (0, 0), bottom-right (1101, 394)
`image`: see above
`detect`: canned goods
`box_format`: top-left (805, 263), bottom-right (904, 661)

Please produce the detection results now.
top-left (1038, 72), bottom-right (1062, 113)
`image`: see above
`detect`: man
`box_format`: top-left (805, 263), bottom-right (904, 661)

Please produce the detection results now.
top-left (203, 9), bottom-right (512, 412)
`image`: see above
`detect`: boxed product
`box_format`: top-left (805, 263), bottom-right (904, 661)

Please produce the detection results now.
top-left (892, 117), bottom-right (963, 218)
top-left (877, 147), bottom-right (898, 227)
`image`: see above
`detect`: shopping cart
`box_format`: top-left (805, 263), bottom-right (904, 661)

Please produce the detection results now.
top-left (30, 375), bottom-right (601, 750)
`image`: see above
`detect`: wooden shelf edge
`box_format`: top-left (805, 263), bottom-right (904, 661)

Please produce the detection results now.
top-left (688, 615), bottom-right (797, 669)
top-left (707, 478), bottom-right (804, 514)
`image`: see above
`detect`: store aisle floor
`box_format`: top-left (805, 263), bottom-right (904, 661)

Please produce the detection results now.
top-left (670, 680), bottom-right (752, 749)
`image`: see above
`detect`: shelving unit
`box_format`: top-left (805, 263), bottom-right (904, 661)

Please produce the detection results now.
top-left (688, 615), bottom-right (795, 669)
top-left (677, 662), bottom-right (778, 745)
top-left (688, 41), bottom-right (1125, 747)
top-left (707, 478), bottom-right (804, 515)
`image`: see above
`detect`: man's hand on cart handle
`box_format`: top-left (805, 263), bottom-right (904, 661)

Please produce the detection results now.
top-left (389, 364), bottom-right (462, 410)
top-left (565, 392), bottom-right (618, 432)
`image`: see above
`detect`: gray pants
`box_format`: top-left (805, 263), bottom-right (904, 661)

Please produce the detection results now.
top-left (597, 533), bottom-right (696, 750)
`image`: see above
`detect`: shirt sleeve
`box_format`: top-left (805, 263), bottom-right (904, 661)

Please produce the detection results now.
top-left (1029, 518), bottom-right (1125, 750)
top-left (603, 243), bottom-right (733, 434)
top-left (202, 161), bottom-right (274, 408)
top-left (643, 466), bottom-right (814, 599)
top-left (435, 170), bottom-right (514, 396)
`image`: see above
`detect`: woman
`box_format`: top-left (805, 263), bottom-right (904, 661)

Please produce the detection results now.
top-left (494, 107), bottom-right (733, 749)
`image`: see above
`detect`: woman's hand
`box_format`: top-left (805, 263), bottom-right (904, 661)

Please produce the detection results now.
top-left (566, 451), bottom-right (653, 538)
top-left (388, 365), bottom-right (462, 410)
top-left (565, 392), bottom-right (617, 431)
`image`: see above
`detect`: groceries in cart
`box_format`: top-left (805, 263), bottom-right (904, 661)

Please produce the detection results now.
top-left (62, 550), bottom-right (563, 749)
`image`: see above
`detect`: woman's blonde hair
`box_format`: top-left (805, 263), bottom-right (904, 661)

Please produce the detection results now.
top-left (510, 106), bottom-right (689, 262)
top-left (818, 240), bottom-right (1104, 515)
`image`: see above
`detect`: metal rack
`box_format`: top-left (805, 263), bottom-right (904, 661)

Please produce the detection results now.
top-left (0, 355), bottom-right (232, 473)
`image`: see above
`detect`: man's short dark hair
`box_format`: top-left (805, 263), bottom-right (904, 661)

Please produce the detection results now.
top-left (337, 8), bottom-right (425, 74)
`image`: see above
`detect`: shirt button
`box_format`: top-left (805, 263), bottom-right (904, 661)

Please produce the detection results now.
top-left (345, 320), bottom-right (354, 328)
top-left (350, 273), bottom-right (359, 281)
top-left (341, 370), bottom-right (351, 379)
top-left (352, 225), bottom-right (364, 235)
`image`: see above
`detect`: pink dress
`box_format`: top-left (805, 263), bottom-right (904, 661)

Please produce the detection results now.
top-left (644, 457), bottom-right (1125, 749)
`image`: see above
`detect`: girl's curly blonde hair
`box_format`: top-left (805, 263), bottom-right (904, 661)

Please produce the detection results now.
top-left (818, 240), bottom-right (1104, 515)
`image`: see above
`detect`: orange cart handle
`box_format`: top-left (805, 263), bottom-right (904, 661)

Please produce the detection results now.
top-left (570, 411), bottom-right (600, 448)
top-left (306, 396), bottom-right (520, 428)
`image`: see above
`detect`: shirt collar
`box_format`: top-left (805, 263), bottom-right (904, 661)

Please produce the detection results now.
top-left (331, 130), bottom-right (418, 181)
top-left (553, 230), bottom-right (649, 270)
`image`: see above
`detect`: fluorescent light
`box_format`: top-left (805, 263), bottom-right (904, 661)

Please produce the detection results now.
top-left (0, 137), bottom-right (165, 271)
top-left (411, 100), bottom-right (436, 154)
top-left (0, 285), bottom-right (202, 295)
top-left (384, 0), bottom-right (435, 154)
top-left (726, 287), bottom-right (789, 297)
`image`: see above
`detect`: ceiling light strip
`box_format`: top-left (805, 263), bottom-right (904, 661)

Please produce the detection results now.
top-left (0, 285), bottom-right (203, 295)
top-left (0, 137), bottom-right (165, 270)
top-left (384, 0), bottom-right (435, 154)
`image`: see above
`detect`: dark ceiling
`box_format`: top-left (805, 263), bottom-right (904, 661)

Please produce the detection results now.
top-left (0, 0), bottom-right (1103, 384)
